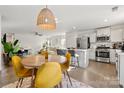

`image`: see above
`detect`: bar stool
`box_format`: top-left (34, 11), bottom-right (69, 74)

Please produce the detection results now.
top-left (68, 49), bottom-right (80, 67)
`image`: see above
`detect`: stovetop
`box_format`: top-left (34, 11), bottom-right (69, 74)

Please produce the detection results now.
top-left (96, 47), bottom-right (110, 49)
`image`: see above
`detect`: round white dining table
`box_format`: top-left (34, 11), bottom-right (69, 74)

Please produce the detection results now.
top-left (21, 54), bottom-right (45, 69)
top-left (21, 54), bottom-right (66, 68)
top-left (21, 54), bottom-right (66, 87)
top-left (48, 55), bottom-right (66, 64)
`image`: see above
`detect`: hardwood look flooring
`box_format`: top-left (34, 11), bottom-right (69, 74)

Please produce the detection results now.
top-left (0, 60), bottom-right (120, 88)
top-left (69, 61), bottom-right (120, 88)
top-left (0, 63), bottom-right (18, 87)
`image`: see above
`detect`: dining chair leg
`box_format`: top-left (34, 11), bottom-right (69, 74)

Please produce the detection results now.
top-left (16, 78), bottom-right (21, 88)
top-left (55, 85), bottom-right (58, 88)
top-left (59, 81), bottom-right (63, 88)
top-left (66, 70), bottom-right (72, 86)
top-left (31, 69), bottom-right (35, 87)
top-left (63, 71), bottom-right (66, 78)
top-left (77, 57), bottom-right (80, 67)
top-left (19, 78), bottom-right (24, 88)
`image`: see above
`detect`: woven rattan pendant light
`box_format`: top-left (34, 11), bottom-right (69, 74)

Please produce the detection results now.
top-left (37, 5), bottom-right (56, 30)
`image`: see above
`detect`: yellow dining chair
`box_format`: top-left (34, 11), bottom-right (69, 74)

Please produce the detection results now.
top-left (11, 55), bottom-right (33, 88)
top-left (60, 51), bottom-right (73, 86)
top-left (35, 62), bottom-right (62, 88)
top-left (40, 50), bottom-right (48, 59)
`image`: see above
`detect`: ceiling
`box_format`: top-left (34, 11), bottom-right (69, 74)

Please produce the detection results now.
top-left (0, 5), bottom-right (124, 36)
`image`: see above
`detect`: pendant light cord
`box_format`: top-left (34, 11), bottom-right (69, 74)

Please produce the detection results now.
top-left (45, 0), bottom-right (48, 8)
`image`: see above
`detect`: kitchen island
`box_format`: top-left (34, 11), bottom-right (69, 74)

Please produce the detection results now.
top-left (75, 49), bottom-right (89, 68)
top-left (57, 48), bottom-right (90, 68)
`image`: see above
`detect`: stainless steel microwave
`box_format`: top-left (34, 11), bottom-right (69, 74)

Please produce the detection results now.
top-left (96, 36), bottom-right (110, 42)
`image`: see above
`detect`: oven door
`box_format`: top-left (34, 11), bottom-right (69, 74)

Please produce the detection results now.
top-left (96, 50), bottom-right (110, 62)
top-left (97, 51), bottom-right (110, 58)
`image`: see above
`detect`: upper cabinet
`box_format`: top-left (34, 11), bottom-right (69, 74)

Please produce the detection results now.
top-left (111, 28), bottom-right (123, 42)
top-left (66, 32), bottom-right (77, 48)
top-left (96, 26), bottom-right (124, 42)
top-left (96, 27), bottom-right (111, 36)
top-left (90, 32), bottom-right (96, 43)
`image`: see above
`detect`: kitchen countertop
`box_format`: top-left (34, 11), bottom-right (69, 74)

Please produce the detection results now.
top-left (118, 52), bottom-right (124, 55)
top-left (76, 49), bottom-right (89, 52)
top-left (110, 48), bottom-right (121, 50)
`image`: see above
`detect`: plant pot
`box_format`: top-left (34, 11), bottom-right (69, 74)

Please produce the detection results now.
top-left (3, 53), bottom-right (10, 66)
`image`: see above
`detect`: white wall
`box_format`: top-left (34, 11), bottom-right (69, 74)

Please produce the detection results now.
top-left (111, 24), bottom-right (124, 42)
top-left (14, 33), bottom-right (47, 54)
top-left (48, 34), bottom-right (66, 49)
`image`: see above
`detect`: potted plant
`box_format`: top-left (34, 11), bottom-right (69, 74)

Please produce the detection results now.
top-left (1, 33), bottom-right (20, 65)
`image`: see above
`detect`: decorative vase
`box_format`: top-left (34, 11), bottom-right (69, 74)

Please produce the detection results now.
top-left (3, 53), bottom-right (10, 66)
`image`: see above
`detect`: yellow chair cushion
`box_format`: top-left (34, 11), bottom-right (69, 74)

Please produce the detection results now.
top-left (17, 68), bottom-right (32, 78)
top-left (12, 56), bottom-right (32, 78)
top-left (60, 52), bottom-right (71, 71)
top-left (41, 51), bottom-right (48, 59)
top-left (35, 62), bottom-right (62, 88)
top-left (60, 64), bottom-right (68, 72)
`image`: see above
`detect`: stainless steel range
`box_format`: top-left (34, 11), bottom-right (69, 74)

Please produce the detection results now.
top-left (96, 46), bottom-right (110, 63)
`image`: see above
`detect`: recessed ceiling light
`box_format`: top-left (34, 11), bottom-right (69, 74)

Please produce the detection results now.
top-left (104, 19), bottom-right (108, 22)
top-left (72, 26), bottom-right (76, 29)
top-left (55, 18), bottom-right (58, 21)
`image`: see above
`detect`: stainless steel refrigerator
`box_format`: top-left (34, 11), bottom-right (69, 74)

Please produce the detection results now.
top-left (77, 36), bottom-right (90, 49)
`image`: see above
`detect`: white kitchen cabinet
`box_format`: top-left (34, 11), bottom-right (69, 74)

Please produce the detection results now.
top-left (96, 29), bottom-right (103, 36)
top-left (118, 53), bottom-right (124, 87)
top-left (103, 27), bottom-right (111, 35)
top-left (90, 33), bottom-right (96, 43)
top-left (66, 32), bottom-right (77, 48)
top-left (97, 27), bottom-right (110, 36)
top-left (110, 49), bottom-right (116, 63)
top-left (89, 49), bottom-right (96, 60)
top-left (111, 29), bottom-right (123, 42)
top-left (76, 49), bottom-right (89, 68)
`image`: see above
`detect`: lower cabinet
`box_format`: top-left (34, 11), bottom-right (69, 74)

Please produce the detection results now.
top-left (89, 49), bottom-right (96, 60)
top-left (118, 53), bottom-right (124, 87)
top-left (110, 49), bottom-right (116, 63)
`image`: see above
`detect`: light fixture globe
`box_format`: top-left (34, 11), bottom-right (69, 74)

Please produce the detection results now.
top-left (37, 7), bottom-right (56, 30)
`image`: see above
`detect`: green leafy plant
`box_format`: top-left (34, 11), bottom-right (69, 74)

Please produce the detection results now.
top-left (1, 33), bottom-right (20, 58)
